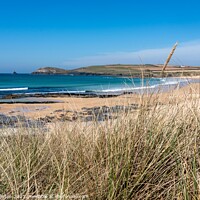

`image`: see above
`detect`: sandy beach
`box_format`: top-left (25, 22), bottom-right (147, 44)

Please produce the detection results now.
top-left (0, 81), bottom-right (199, 120)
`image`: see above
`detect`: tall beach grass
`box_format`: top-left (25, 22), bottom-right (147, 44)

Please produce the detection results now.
top-left (0, 83), bottom-right (199, 199)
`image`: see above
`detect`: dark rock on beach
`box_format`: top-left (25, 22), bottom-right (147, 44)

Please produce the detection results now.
top-left (0, 114), bottom-right (46, 128)
top-left (56, 104), bottom-right (139, 122)
top-left (0, 114), bottom-right (26, 126)
top-left (0, 104), bottom-right (139, 128)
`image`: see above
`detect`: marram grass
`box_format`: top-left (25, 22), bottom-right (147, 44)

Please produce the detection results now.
top-left (0, 91), bottom-right (200, 199)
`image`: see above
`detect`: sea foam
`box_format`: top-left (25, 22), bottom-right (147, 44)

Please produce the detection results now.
top-left (0, 87), bottom-right (28, 91)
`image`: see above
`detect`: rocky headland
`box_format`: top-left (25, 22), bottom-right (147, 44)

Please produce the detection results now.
top-left (32, 67), bottom-right (69, 74)
top-left (31, 65), bottom-right (200, 77)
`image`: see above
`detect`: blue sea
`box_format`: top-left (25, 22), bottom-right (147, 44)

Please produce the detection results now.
top-left (0, 74), bottom-right (196, 98)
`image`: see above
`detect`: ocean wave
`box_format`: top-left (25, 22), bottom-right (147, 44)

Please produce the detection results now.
top-left (98, 79), bottom-right (189, 93)
top-left (19, 80), bottom-right (185, 94)
top-left (0, 87), bottom-right (28, 91)
top-left (2, 78), bottom-right (193, 95)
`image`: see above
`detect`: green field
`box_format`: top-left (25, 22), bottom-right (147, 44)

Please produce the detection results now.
top-left (71, 64), bottom-right (200, 77)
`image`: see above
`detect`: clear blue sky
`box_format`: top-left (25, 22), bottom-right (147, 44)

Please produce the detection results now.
top-left (0, 0), bottom-right (200, 72)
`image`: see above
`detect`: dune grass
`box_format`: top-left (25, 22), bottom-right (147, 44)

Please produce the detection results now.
top-left (0, 86), bottom-right (200, 199)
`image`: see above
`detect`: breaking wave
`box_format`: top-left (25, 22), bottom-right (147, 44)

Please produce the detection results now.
top-left (0, 87), bottom-right (28, 92)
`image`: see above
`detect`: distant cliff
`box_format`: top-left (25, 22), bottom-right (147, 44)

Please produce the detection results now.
top-left (32, 67), bottom-right (68, 74)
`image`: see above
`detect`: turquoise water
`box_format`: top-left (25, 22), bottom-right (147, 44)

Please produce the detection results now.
top-left (0, 74), bottom-right (193, 98)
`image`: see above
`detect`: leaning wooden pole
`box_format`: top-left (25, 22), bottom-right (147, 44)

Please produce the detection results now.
top-left (161, 42), bottom-right (178, 77)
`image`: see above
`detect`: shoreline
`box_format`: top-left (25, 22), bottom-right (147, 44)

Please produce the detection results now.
top-left (0, 81), bottom-right (199, 122)
top-left (1, 76), bottom-right (199, 101)
top-left (0, 75), bottom-right (199, 128)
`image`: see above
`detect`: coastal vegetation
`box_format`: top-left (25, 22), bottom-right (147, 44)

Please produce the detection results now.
top-left (32, 65), bottom-right (200, 77)
top-left (0, 83), bottom-right (199, 199)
